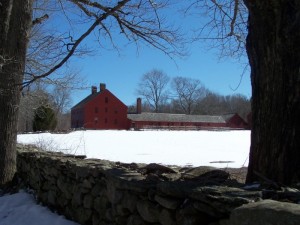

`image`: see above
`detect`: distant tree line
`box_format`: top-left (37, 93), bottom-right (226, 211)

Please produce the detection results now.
top-left (133, 69), bottom-right (251, 120)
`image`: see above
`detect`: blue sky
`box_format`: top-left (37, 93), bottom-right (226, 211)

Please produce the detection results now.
top-left (71, 42), bottom-right (251, 106)
top-left (50, 1), bottom-right (251, 107)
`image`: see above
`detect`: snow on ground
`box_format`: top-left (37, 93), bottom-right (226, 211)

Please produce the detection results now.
top-left (6, 130), bottom-right (250, 225)
top-left (0, 191), bottom-right (79, 225)
top-left (17, 130), bottom-right (250, 168)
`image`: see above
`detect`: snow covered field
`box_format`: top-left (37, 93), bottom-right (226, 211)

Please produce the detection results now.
top-left (17, 130), bottom-right (250, 168)
top-left (4, 130), bottom-right (250, 225)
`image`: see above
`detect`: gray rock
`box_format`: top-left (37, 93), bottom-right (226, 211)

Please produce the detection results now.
top-left (57, 193), bottom-right (69, 207)
top-left (188, 186), bottom-right (256, 214)
top-left (157, 181), bottom-right (189, 198)
top-left (154, 195), bottom-right (181, 209)
top-left (47, 190), bottom-right (56, 206)
top-left (176, 213), bottom-right (213, 225)
top-left (115, 216), bottom-right (128, 225)
top-left (107, 180), bottom-right (123, 204)
top-left (109, 175), bottom-right (149, 193)
top-left (181, 166), bottom-right (216, 178)
top-left (127, 214), bottom-right (147, 225)
top-left (74, 207), bottom-right (92, 224)
top-left (71, 192), bottom-right (83, 207)
top-left (91, 183), bottom-right (105, 197)
top-left (75, 165), bottom-right (90, 179)
top-left (83, 194), bottom-right (93, 208)
top-left (139, 163), bottom-right (177, 175)
top-left (121, 191), bottom-right (138, 213)
top-left (105, 208), bottom-right (114, 221)
top-left (137, 200), bottom-right (160, 223)
top-left (193, 201), bottom-right (223, 217)
top-left (81, 178), bottom-right (93, 189)
top-left (230, 199), bottom-right (300, 225)
top-left (93, 196), bottom-right (109, 215)
top-left (115, 204), bottom-right (131, 217)
top-left (159, 208), bottom-right (176, 225)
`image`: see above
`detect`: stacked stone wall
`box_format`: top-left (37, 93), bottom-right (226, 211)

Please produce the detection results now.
top-left (16, 145), bottom-right (299, 225)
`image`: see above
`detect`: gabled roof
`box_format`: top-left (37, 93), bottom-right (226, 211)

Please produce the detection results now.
top-left (127, 112), bottom-right (228, 123)
top-left (71, 92), bottom-right (99, 110)
top-left (71, 89), bottom-right (126, 110)
top-left (220, 113), bottom-right (238, 122)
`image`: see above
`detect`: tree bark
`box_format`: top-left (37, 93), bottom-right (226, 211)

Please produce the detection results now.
top-left (0, 0), bottom-right (33, 186)
top-left (244, 0), bottom-right (300, 185)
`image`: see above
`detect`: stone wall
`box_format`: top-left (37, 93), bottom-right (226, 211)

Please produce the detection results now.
top-left (16, 145), bottom-right (297, 225)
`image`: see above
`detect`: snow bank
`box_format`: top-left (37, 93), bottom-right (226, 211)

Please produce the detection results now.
top-left (17, 130), bottom-right (250, 168)
top-left (0, 191), bottom-right (78, 225)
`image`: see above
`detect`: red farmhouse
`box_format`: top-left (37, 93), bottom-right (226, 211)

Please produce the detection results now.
top-left (71, 83), bottom-right (248, 130)
top-left (71, 84), bottom-right (129, 129)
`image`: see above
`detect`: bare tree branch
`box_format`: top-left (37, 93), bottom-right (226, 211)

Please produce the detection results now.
top-left (22, 0), bottom-right (130, 88)
top-left (22, 0), bottom-right (183, 88)
top-left (137, 69), bottom-right (170, 112)
top-left (186, 0), bottom-right (248, 59)
top-left (32, 13), bottom-right (49, 26)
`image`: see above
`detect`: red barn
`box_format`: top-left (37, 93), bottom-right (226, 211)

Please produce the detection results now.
top-left (71, 84), bottom-right (248, 130)
top-left (127, 112), bottom-right (247, 130)
top-left (127, 98), bottom-right (248, 130)
top-left (71, 84), bottom-right (129, 129)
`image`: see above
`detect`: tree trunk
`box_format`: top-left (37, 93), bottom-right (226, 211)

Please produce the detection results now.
top-left (0, 0), bottom-right (33, 186)
top-left (244, 0), bottom-right (300, 185)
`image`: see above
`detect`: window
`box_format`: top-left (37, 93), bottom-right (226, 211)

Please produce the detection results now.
top-left (105, 118), bottom-right (108, 123)
top-left (95, 107), bottom-right (98, 113)
top-left (105, 108), bottom-right (108, 113)
top-left (114, 119), bottom-right (118, 125)
top-left (105, 97), bottom-right (108, 103)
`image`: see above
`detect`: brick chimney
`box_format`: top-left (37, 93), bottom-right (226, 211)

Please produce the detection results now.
top-left (91, 86), bottom-right (97, 94)
top-left (100, 83), bottom-right (106, 92)
top-left (137, 98), bottom-right (142, 114)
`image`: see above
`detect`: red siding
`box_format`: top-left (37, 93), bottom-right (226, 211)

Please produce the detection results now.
top-left (225, 114), bottom-right (248, 129)
top-left (130, 121), bottom-right (228, 130)
top-left (72, 86), bottom-right (248, 130)
top-left (71, 89), bottom-right (129, 130)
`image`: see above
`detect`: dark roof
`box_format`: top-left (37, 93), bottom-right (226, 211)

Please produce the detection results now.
top-left (71, 89), bottom-right (126, 110)
top-left (71, 93), bottom-right (99, 110)
top-left (127, 113), bottom-right (228, 123)
top-left (220, 113), bottom-right (238, 122)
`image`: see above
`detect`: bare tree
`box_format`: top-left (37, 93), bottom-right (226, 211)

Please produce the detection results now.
top-left (224, 94), bottom-right (250, 119)
top-left (186, 0), bottom-right (248, 59)
top-left (194, 91), bottom-right (250, 118)
top-left (137, 69), bottom-right (170, 112)
top-left (0, 0), bottom-right (182, 186)
top-left (188, 0), bottom-right (300, 185)
top-left (194, 91), bottom-right (225, 115)
top-left (171, 76), bottom-right (207, 114)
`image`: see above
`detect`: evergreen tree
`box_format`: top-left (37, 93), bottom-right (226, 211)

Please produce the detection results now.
top-left (32, 106), bottom-right (57, 132)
